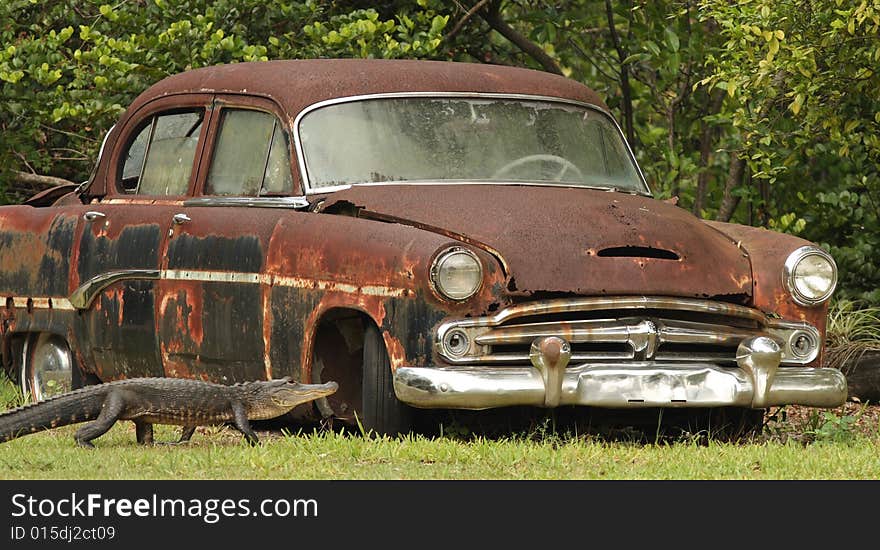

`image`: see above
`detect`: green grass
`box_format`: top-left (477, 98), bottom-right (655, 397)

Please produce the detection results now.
top-left (1, 421), bottom-right (878, 480)
top-left (3, 371), bottom-right (879, 480)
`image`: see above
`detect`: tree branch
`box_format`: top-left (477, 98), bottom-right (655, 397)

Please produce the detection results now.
top-left (479, 1), bottom-right (563, 75)
top-left (445, 0), bottom-right (493, 42)
top-left (12, 170), bottom-right (78, 189)
top-left (715, 152), bottom-right (747, 222)
top-left (604, 0), bottom-right (634, 145)
top-left (693, 89), bottom-right (725, 216)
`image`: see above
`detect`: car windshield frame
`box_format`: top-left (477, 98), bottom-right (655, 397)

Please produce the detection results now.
top-left (293, 92), bottom-right (651, 197)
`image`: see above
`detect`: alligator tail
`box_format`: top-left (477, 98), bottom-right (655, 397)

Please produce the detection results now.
top-left (0, 386), bottom-right (109, 443)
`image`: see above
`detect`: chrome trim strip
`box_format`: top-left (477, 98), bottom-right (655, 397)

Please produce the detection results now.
top-left (162, 269), bottom-right (262, 284)
top-left (440, 296), bottom-right (768, 333)
top-left (69, 269), bottom-right (408, 309)
top-left (9, 297), bottom-right (76, 311)
top-left (183, 196), bottom-right (310, 209)
top-left (102, 198), bottom-right (186, 205)
top-left (393, 363), bottom-right (848, 410)
top-left (69, 269), bottom-right (160, 309)
top-left (473, 317), bottom-right (762, 347)
top-left (292, 92), bottom-right (651, 196)
top-left (269, 275), bottom-right (407, 297)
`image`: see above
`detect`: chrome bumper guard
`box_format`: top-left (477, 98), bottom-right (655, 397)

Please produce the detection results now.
top-left (393, 336), bottom-right (848, 410)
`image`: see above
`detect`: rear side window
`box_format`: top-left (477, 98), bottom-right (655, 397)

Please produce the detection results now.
top-left (119, 111), bottom-right (204, 195)
top-left (205, 109), bottom-right (293, 196)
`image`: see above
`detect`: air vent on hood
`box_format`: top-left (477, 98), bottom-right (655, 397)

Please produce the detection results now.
top-left (597, 246), bottom-right (680, 260)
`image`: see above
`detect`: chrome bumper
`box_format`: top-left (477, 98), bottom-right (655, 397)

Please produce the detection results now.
top-left (393, 336), bottom-right (848, 410)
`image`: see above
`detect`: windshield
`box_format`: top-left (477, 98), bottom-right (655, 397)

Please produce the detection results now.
top-left (298, 96), bottom-right (647, 193)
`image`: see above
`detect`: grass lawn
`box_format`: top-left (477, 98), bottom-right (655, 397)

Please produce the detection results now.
top-left (2, 374), bottom-right (878, 480)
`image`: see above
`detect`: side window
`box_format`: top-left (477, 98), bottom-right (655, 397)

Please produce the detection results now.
top-left (205, 109), bottom-right (293, 196)
top-left (119, 111), bottom-right (204, 195)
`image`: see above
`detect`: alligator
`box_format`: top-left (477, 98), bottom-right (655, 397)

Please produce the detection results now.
top-left (0, 377), bottom-right (338, 447)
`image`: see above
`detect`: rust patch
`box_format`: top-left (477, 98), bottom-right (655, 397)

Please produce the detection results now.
top-left (706, 220), bottom-right (830, 365)
top-left (158, 282), bottom-right (204, 378)
top-left (382, 330), bottom-right (408, 372)
top-left (322, 185), bottom-right (754, 300)
top-left (299, 293), bottom-right (388, 383)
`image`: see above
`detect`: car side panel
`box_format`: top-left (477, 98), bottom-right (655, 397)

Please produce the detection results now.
top-left (0, 207), bottom-right (79, 373)
top-left (262, 213), bottom-right (506, 383)
top-left (158, 206), bottom-right (279, 382)
top-left (73, 204), bottom-right (171, 379)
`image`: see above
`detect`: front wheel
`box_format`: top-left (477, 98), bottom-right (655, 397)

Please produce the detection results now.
top-left (20, 333), bottom-right (76, 402)
top-left (361, 324), bottom-right (412, 436)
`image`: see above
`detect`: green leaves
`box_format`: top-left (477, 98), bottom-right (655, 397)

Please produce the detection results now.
top-left (0, 0), bottom-right (452, 199)
top-left (1, 0), bottom-right (879, 303)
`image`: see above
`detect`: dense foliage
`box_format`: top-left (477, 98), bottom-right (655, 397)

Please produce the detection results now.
top-left (1, 0), bottom-right (878, 301)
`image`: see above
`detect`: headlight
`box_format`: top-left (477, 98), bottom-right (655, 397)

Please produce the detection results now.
top-left (783, 246), bottom-right (837, 306)
top-left (430, 247), bottom-right (483, 301)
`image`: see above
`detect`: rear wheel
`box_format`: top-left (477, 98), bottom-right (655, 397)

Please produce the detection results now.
top-left (361, 324), bottom-right (412, 436)
top-left (20, 333), bottom-right (76, 402)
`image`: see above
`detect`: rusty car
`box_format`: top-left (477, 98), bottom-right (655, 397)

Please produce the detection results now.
top-left (0, 58), bottom-right (847, 435)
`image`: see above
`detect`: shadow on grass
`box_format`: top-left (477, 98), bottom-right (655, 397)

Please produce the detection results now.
top-left (256, 405), bottom-right (769, 446)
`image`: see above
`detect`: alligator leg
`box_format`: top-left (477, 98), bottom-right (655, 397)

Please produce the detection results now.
top-left (178, 426), bottom-right (196, 443)
top-left (232, 402), bottom-right (260, 446)
top-left (74, 391), bottom-right (125, 448)
top-left (154, 425), bottom-right (196, 446)
top-left (134, 421), bottom-right (153, 445)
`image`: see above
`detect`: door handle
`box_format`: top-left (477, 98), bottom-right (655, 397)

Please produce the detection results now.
top-left (172, 213), bottom-right (191, 225)
top-left (83, 211), bottom-right (106, 222)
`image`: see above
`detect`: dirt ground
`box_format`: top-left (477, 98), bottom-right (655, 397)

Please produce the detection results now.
top-left (763, 400), bottom-right (880, 442)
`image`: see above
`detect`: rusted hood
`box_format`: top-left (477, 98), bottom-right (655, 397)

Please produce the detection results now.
top-left (322, 185), bottom-right (753, 300)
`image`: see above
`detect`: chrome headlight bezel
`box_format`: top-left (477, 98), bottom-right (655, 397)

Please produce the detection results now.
top-left (783, 246), bottom-right (838, 306)
top-left (430, 247), bottom-right (483, 301)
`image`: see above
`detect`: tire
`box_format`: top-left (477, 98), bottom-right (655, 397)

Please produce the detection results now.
top-left (677, 407), bottom-right (765, 442)
top-left (20, 333), bottom-right (77, 402)
top-left (709, 407), bottom-right (766, 441)
top-left (361, 324), bottom-right (412, 436)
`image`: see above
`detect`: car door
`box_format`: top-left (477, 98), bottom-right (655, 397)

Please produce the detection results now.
top-left (155, 96), bottom-right (301, 383)
top-left (72, 95), bottom-right (213, 380)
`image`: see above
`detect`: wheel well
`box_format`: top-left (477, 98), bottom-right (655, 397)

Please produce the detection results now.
top-left (2, 333), bottom-right (27, 384)
top-left (4, 332), bottom-right (96, 389)
top-left (310, 308), bottom-right (377, 423)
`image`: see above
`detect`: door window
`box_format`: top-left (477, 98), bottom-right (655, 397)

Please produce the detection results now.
top-left (119, 111), bottom-right (204, 195)
top-left (205, 109), bottom-right (293, 196)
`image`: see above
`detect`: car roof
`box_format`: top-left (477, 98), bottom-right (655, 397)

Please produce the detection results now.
top-left (87, 59), bottom-right (612, 198)
top-left (126, 58), bottom-right (610, 119)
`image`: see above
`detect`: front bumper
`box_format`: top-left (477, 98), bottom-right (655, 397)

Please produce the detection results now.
top-left (393, 336), bottom-right (848, 410)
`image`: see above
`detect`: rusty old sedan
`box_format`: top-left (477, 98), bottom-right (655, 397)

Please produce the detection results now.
top-left (0, 59), bottom-right (846, 435)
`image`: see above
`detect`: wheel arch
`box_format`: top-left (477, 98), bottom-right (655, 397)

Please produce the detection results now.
top-left (306, 306), bottom-right (378, 423)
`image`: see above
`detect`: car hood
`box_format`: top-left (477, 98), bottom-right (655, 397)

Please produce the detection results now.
top-left (321, 184), bottom-right (753, 300)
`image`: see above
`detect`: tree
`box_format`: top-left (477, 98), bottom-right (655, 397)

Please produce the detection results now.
top-left (0, 0), bottom-right (452, 200)
top-left (699, 0), bottom-right (880, 301)
top-left (3, 0), bottom-right (879, 301)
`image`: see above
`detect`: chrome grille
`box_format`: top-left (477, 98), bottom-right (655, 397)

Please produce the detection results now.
top-left (436, 296), bottom-right (820, 366)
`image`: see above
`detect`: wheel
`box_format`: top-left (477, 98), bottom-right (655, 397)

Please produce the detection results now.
top-left (492, 154), bottom-right (584, 182)
top-left (361, 324), bottom-right (412, 436)
top-left (20, 333), bottom-right (76, 402)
